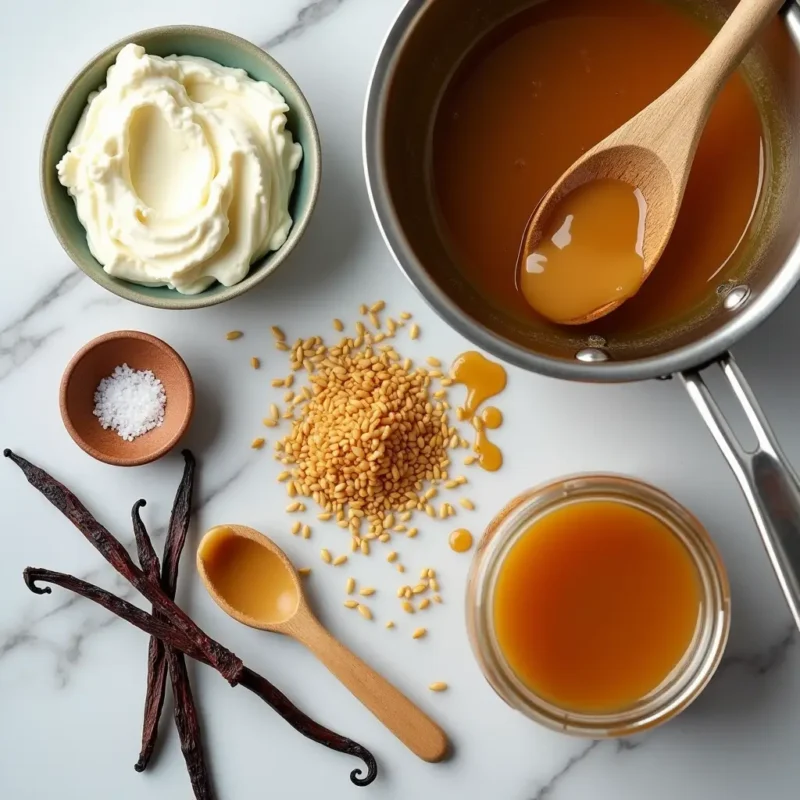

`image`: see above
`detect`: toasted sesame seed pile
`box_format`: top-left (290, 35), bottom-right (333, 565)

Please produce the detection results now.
top-left (281, 341), bottom-right (451, 521)
top-left (265, 306), bottom-right (472, 555)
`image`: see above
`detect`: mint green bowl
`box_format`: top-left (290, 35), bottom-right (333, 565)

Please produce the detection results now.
top-left (41, 26), bottom-right (321, 310)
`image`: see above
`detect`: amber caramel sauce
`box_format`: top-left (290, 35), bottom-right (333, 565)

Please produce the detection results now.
top-left (474, 426), bottom-right (503, 471)
top-left (521, 179), bottom-right (647, 324)
top-left (450, 351), bottom-right (508, 417)
top-left (481, 406), bottom-right (503, 429)
top-left (450, 352), bottom-right (507, 471)
top-left (493, 501), bottom-right (701, 712)
top-left (449, 528), bottom-right (474, 553)
top-left (200, 527), bottom-right (298, 624)
top-left (433, 0), bottom-right (765, 333)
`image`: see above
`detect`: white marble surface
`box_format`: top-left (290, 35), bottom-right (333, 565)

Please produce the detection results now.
top-left (2, 1), bottom-right (800, 798)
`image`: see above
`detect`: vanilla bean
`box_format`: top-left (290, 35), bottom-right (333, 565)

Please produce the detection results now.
top-left (132, 452), bottom-right (197, 772)
top-left (23, 567), bottom-right (378, 786)
top-left (23, 568), bottom-right (205, 659)
top-left (238, 668), bottom-right (378, 787)
top-left (4, 449), bottom-right (242, 684)
top-left (131, 500), bottom-right (169, 772)
top-left (132, 499), bottom-right (212, 799)
top-left (162, 450), bottom-right (195, 591)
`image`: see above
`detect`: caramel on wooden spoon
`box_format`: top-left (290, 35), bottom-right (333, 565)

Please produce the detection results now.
top-left (520, 0), bottom-right (783, 326)
top-left (197, 524), bottom-right (449, 763)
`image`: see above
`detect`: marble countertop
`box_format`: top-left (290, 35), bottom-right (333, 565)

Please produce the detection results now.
top-left (2, 1), bottom-right (800, 798)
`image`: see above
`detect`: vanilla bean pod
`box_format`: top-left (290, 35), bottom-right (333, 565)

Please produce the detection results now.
top-left (23, 567), bottom-right (377, 786)
top-left (9, 449), bottom-right (377, 786)
top-left (132, 499), bottom-right (212, 798)
top-left (4, 449), bottom-right (241, 683)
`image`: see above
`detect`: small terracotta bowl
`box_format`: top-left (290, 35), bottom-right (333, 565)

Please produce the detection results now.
top-left (60, 331), bottom-right (194, 466)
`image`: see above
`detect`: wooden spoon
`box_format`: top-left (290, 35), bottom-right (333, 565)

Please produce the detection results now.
top-left (196, 524), bottom-right (449, 763)
top-left (521, 0), bottom-right (784, 325)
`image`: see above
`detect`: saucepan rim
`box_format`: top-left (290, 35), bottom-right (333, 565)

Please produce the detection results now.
top-left (363, 0), bottom-right (800, 382)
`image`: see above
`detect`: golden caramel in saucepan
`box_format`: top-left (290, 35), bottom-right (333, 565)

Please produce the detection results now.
top-left (433, 0), bottom-right (764, 332)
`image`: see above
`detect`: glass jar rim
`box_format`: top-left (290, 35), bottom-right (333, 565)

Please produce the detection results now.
top-left (466, 473), bottom-right (731, 738)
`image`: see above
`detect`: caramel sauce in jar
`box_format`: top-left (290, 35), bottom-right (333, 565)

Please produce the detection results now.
top-left (494, 501), bottom-right (700, 712)
top-left (466, 475), bottom-right (730, 736)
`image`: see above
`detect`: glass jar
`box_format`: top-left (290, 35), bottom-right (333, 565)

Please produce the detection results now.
top-left (466, 474), bottom-right (730, 738)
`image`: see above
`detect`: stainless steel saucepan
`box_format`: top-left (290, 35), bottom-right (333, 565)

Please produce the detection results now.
top-left (364, 0), bottom-right (800, 627)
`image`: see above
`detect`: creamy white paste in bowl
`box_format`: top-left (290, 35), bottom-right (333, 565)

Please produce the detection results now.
top-left (57, 43), bottom-right (303, 295)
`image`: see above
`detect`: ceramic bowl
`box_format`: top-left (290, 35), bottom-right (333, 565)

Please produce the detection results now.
top-left (60, 331), bottom-right (194, 466)
top-left (41, 25), bottom-right (321, 310)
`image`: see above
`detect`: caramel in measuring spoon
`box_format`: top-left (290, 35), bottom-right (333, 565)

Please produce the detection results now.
top-left (199, 527), bottom-right (298, 624)
top-left (519, 179), bottom-right (647, 325)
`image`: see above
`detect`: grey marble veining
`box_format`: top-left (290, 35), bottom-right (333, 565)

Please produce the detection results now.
top-left (0, 271), bottom-right (83, 382)
top-left (261, 0), bottom-right (352, 49)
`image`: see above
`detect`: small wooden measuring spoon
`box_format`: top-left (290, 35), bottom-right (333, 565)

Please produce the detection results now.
top-left (196, 524), bottom-right (449, 763)
top-left (521, 0), bottom-right (784, 325)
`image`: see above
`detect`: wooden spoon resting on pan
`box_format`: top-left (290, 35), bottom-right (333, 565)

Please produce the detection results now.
top-left (519, 0), bottom-right (783, 326)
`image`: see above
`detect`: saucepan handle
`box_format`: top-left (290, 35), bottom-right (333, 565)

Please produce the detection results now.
top-left (681, 353), bottom-right (800, 629)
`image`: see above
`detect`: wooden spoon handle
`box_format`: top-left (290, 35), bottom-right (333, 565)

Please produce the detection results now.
top-left (685, 0), bottom-right (785, 96)
top-left (629, 0), bottom-right (784, 175)
top-left (296, 617), bottom-right (449, 762)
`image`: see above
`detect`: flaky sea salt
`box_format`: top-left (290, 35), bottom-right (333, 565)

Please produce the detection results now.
top-left (93, 364), bottom-right (167, 441)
